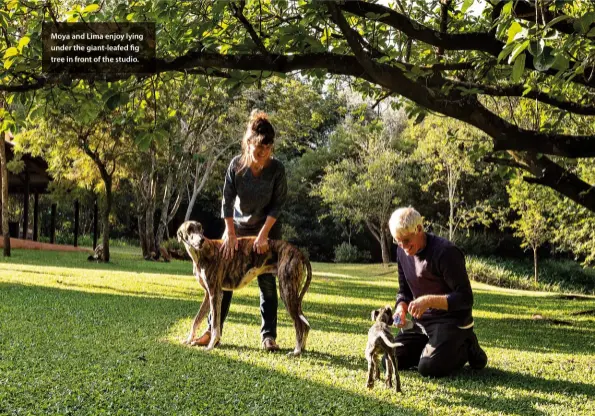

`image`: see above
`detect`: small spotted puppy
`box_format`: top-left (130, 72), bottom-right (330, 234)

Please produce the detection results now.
top-left (365, 305), bottom-right (403, 393)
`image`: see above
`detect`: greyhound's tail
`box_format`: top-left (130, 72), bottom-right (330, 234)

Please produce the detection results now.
top-left (298, 256), bottom-right (312, 304)
top-left (380, 332), bottom-right (404, 349)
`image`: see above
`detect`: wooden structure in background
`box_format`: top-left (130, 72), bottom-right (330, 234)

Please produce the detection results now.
top-left (2, 140), bottom-right (98, 247)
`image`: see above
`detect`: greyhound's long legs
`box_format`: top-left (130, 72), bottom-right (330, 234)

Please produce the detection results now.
top-left (186, 292), bottom-right (209, 344)
top-left (206, 284), bottom-right (223, 350)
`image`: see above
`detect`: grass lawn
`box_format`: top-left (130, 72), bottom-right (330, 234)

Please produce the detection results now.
top-left (1, 248), bottom-right (594, 415)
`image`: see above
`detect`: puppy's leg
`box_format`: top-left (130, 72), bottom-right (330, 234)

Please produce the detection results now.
top-left (385, 349), bottom-right (394, 388)
top-left (206, 287), bottom-right (223, 351)
top-left (375, 356), bottom-right (381, 380)
top-left (390, 349), bottom-right (402, 393)
top-left (365, 351), bottom-right (375, 389)
top-left (386, 348), bottom-right (401, 393)
top-left (186, 293), bottom-right (209, 345)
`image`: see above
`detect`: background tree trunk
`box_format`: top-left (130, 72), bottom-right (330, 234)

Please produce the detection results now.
top-left (533, 246), bottom-right (538, 283)
top-left (379, 225), bottom-right (390, 267)
top-left (138, 215), bottom-right (148, 258)
top-left (155, 170), bottom-right (173, 249)
top-left (0, 131), bottom-right (10, 257)
top-left (365, 220), bottom-right (390, 266)
top-left (99, 180), bottom-right (112, 262)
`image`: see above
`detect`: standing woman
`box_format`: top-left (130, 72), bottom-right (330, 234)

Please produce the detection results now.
top-left (193, 110), bottom-right (287, 352)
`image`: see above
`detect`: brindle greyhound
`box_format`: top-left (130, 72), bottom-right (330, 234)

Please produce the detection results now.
top-left (177, 220), bottom-right (312, 356)
top-left (365, 306), bottom-right (404, 392)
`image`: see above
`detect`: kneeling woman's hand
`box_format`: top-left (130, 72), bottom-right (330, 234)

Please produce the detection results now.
top-left (253, 233), bottom-right (270, 254)
top-left (221, 230), bottom-right (238, 259)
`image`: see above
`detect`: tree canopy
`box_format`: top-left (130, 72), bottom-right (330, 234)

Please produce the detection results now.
top-left (2, 0), bottom-right (595, 213)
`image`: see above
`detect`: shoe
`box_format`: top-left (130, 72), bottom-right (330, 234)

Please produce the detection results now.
top-left (191, 331), bottom-right (220, 347)
top-left (467, 332), bottom-right (487, 370)
top-left (262, 337), bottom-right (280, 352)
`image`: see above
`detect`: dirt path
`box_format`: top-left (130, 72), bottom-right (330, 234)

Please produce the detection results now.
top-left (0, 238), bottom-right (92, 253)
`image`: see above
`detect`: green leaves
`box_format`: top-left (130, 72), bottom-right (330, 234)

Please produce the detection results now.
top-left (82, 4), bottom-right (101, 14)
top-left (461, 0), bottom-right (474, 13)
top-left (511, 53), bottom-right (525, 83)
top-left (507, 22), bottom-right (523, 44)
top-left (104, 91), bottom-right (130, 111)
top-left (3, 47), bottom-right (18, 59)
top-left (533, 48), bottom-right (556, 72)
top-left (572, 11), bottom-right (595, 34)
top-left (17, 36), bottom-right (30, 53)
top-left (509, 40), bottom-right (529, 64)
top-left (528, 39), bottom-right (544, 57)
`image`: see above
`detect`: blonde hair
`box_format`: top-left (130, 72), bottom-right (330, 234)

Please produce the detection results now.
top-left (237, 109), bottom-right (275, 173)
top-left (388, 207), bottom-right (424, 237)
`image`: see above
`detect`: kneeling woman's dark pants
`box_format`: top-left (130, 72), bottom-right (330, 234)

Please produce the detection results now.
top-left (394, 320), bottom-right (475, 377)
top-left (206, 222), bottom-right (281, 340)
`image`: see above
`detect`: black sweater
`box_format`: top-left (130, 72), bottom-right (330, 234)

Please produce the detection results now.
top-left (395, 233), bottom-right (474, 327)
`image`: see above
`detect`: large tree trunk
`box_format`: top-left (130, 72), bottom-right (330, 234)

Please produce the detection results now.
top-left (533, 246), bottom-right (538, 283)
top-left (138, 214), bottom-right (149, 258)
top-left (184, 159), bottom-right (212, 221)
top-left (155, 169), bottom-right (173, 249)
top-left (101, 178), bottom-right (112, 262)
top-left (365, 219), bottom-right (390, 267)
top-left (184, 141), bottom-right (234, 221)
top-left (135, 153), bottom-right (158, 259)
top-left (379, 224), bottom-right (390, 267)
top-left (145, 200), bottom-right (156, 256)
top-left (0, 131), bottom-right (9, 256)
top-left (144, 167), bottom-right (157, 257)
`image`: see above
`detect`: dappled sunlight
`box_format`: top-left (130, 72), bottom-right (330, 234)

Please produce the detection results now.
top-left (312, 271), bottom-right (355, 278)
top-left (1, 251), bottom-right (594, 415)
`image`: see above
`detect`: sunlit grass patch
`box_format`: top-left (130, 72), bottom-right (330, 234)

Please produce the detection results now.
top-left (1, 249), bottom-right (594, 415)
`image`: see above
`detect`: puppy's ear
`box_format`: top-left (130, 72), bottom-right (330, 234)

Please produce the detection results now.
top-left (196, 222), bottom-right (203, 233)
top-left (371, 309), bottom-right (380, 321)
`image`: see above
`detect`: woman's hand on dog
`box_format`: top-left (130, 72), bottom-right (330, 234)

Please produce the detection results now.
top-left (253, 233), bottom-right (270, 254)
top-left (221, 230), bottom-right (239, 259)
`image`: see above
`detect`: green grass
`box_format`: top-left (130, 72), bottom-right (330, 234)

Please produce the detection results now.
top-left (1, 250), bottom-right (594, 415)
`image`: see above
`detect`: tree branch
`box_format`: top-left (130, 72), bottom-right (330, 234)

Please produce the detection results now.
top-left (491, 0), bottom-right (593, 37)
top-left (339, 1), bottom-right (503, 55)
top-left (513, 152), bottom-right (595, 211)
top-left (230, 1), bottom-right (269, 56)
top-left (482, 155), bottom-right (524, 169)
top-left (450, 79), bottom-right (595, 116)
top-left (437, 0), bottom-right (452, 58)
top-left (338, 0), bottom-right (595, 90)
top-left (325, 2), bottom-right (386, 85)
top-left (5, 49), bottom-right (595, 158)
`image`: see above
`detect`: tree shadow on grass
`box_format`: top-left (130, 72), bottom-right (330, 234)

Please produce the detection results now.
top-left (1, 249), bottom-right (191, 277)
top-left (216, 343), bottom-right (365, 372)
top-left (0, 282), bottom-right (425, 416)
top-left (1, 282), bottom-right (593, 415)
top-left (432, 366), bottom-right (595, 416)
top-left (53, 275), bottom-right (590, 354)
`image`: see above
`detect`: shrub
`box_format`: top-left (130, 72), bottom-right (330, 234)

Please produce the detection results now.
top-left (456, 231), bottom-right (503, 257)
top-left (161, 237), bottom-right (185, 252)
top-left (162, 238), bottom-right (189, 260)
top-left (333, 242), bottom-right (371, 263)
